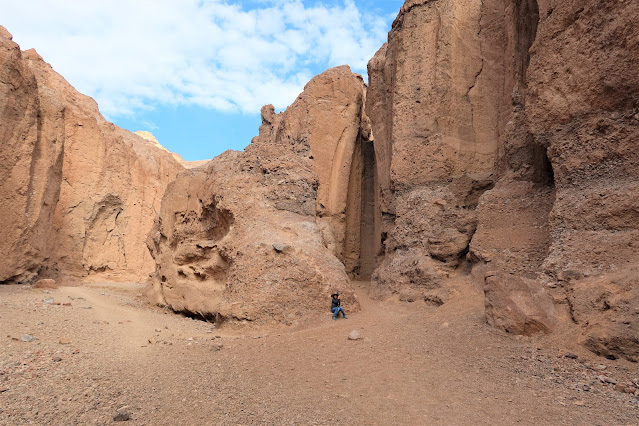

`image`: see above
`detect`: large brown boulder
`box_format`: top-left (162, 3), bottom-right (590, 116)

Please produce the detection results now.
top-left (146, 66), bottom-right (367, 325)
top-left (564, 270), bottom-right (639, 362)
top-left (484, 272), bottom-right (556, 336)
top-left (0, 27), bottom-right (184, 284)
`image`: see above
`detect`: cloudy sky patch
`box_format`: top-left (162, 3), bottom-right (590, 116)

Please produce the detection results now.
top-left (1, 0), bottom-right (403, 160)
top-left (2, 0), bottom-right (394, 117)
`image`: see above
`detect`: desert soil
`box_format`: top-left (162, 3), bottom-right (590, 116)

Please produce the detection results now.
top-left (1, 278), bottom-right (638, 425)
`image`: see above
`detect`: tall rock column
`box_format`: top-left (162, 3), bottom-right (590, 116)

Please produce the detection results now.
top-left (366, 0), bottom-right (515, 299)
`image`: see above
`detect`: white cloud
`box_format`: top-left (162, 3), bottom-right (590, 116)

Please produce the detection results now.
top-left (0, 0), bottom-right (391, 118)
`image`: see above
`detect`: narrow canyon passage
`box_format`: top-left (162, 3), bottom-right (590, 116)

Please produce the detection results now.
top-left (343, 136), bottom-right (378, 281)
top-left (359, 139), bottom-right (377, 280)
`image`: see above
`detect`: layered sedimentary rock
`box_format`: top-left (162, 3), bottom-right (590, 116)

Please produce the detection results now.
top-left (146, 66), bottom-right (366, 325)
top-left (0, 28), bottom-right (183, 283)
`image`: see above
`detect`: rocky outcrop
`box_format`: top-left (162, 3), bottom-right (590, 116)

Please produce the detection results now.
top-left (366, 0), bottom-right (518, 298)
top-left (146, 66), bottom-right (366, 325)
top-left (484, 271), bottom-right (556, 336)
top-left (525, 0), bottom-right (639, 360)
top-left (0, 27), bottom-right (184, 283)
top-left (366, 0), bottom-right (639, 361)
top-left (471, 0), bottom-right (639, 360)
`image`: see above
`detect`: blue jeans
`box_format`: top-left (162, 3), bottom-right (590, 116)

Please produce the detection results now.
top-left (331, 307), bottom-right (346, 319)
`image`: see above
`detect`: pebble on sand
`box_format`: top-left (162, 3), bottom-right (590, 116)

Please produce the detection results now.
top-left (348, 330), bottom-right (362, 341)
top-left (21, 334), bottom-right (36, 342)
top-left (113, 410), bottom-right (131, 422)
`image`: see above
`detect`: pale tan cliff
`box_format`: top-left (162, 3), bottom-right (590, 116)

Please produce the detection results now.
top-left (0, 27), bottom-right (184, 283)
top-left (366, 0), bottom-right (519, 299)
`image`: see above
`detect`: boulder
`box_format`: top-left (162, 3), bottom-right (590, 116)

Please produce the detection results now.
top-left (565, 271), bottom-right (639, 362)
top-left (348, 330), bottom-right (362, 341)
top-left (484, 272), bottom-right (556, 335)
top-left (146, 67), bottom-right (366, 325)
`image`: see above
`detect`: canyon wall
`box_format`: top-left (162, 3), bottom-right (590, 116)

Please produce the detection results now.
top-left (476, 0), bottom-right (639, 361)
top-left (366, 0), bottom-right (516, 300)
top-left (0, 27), bottom-right (184, 284)
top-left (2, 0), bottom-right (637, 358)
top-left (364, 0), bottom-right (639, 360)
top-left (146, 66), bottom-right (366, 325)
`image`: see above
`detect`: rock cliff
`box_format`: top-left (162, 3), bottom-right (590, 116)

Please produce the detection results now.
top-left (365, 0), bottom-right (639, 361)
top-left (488, 0), bottom-right (639, 361)
top-left (146, 66), bottom-right (366, 325)
top-left (366, 0), bottom-right (519, 299)
top-left (0, 27), bottom-right (184, 283)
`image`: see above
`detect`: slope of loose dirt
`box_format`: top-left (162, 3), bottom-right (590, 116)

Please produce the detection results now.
top-left (1, 279), bottom-right (638, 425)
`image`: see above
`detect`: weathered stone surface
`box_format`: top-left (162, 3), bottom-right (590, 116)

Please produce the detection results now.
top-left (366, 0), bottom-right (638, 361)
top-left (366, 0), bottom-right (517, 296)
top-left (565, 271), bottom-right (639, 362)
top-left (0, 28), bottom-right (184, 283)
top-left (484, 272), bottom-right (556, 336)
top-left (469, 0), bottom-right (639, 359)
top-left (146, 66), bottom-right (364, 325)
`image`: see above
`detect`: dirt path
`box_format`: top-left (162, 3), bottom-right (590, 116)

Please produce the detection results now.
top-left (1, 279), bottom-right (639, 425)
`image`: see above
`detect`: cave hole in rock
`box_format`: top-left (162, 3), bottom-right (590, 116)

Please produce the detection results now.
top-left (177, 308), bottom-right (219, 323)
top-left (202, 201), bottom-right (234, 241)
top-left (532, 143), bottom-right (555, 187)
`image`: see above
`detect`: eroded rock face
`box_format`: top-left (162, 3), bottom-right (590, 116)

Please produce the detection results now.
top-left (366, 0), bottom-right (518, 297)
top-left (366, 0), bottom-right (638, 361)
top-left (484, 271), bottom-right (556, 336)
top-left (0, 28), bottom-right (184, 283)
top-left (146, 66), bottom-right (366, 325)
top-left (469, 0), bottom-right (639, 359)
top-left (530, 0), bottom-right (639, 360)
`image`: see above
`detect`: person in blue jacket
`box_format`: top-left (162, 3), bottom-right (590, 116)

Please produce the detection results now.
top-left (331, 293), bottom-right (347, 320)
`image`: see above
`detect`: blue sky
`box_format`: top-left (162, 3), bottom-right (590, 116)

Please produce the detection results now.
top-left (2, 0), bottom-right (404, 161)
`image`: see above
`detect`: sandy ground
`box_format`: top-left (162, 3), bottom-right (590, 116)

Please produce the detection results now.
top-left (1, 278), bottom-right (639, 425)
